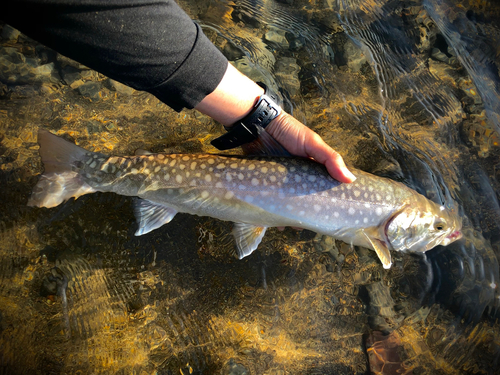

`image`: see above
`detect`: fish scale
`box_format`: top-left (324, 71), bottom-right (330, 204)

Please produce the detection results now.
top-left (29, 130), bottom-right (463, 269)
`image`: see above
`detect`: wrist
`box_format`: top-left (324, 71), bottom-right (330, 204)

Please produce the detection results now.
top-left (195, 63), bottom-right (264, 126)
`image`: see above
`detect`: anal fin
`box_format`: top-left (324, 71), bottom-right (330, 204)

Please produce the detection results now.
top-left (134, 199), bottom-right (178, 236)
top-left (233, 223), bottom-right (267, 259)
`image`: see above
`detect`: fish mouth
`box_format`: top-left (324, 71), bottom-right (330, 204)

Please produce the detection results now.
top-left (447, 230), bottom-right (462, 241)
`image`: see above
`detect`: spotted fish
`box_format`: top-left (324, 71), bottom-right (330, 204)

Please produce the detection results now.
top-left (28, 129), bottom-right (462, 268)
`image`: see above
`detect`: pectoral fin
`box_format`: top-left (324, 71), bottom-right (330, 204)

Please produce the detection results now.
top-left (233, 223), bottom-right (267, 259)
top-left (133, 199), bottom-right (178, 236)
top-left (361, 227), bottom-right (392, 269)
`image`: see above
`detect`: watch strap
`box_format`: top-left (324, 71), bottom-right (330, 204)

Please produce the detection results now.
top-left (211, 82), bottom-right (282, 151)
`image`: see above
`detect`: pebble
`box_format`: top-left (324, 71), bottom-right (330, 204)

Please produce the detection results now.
top-left (221, 359), bottom-right (249, 375)
top-left (77, 81), bottom-right (102, 101)
top-left (1, 25), bottom-right (21, 41)
top-left (274, 57), bottom-right (300, 95)
top-left (264, 26), bottom-right (289, 48)
top-left (0, 47), bottom-right (26, 64)
top-left (343, 38), bottom-right (367, 72)
top-left (61, 66), bottom-right (82, 86)
top-left (108, 79), bottom-right (135, 95)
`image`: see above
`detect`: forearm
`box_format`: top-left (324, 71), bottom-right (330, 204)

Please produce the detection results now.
top-left (3, 0), bottom-right (227, 111)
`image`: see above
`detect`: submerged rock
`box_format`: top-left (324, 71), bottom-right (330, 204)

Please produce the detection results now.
top-left (77, 81), bottom-right (102, 101)
top-left (1, 25), bottom-right (21, 42)
top-left (264, 26), bottom-right (289, 48)
top-left (108, 79), bottom-right (135, 96)
top-left (221, 359), bottom-right (249, 375)
top-left (274, 57), bottom-right (300, 96)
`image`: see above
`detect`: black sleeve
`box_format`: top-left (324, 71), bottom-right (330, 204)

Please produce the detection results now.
top-left (3, 0), bottom-right (229, 111)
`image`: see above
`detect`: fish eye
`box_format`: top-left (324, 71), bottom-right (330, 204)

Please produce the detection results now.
top-left (434, 222), bottom-right (446, 231)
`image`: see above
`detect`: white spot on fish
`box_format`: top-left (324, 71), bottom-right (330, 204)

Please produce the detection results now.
top-left (295, 175), bottom-right (301, 183)
top-left (164, 173), bottom-right (170, 181)
top-left (182, 156), bottom-right (190, 161)
top-left (216, 163), bottom-right (225, 169)
top-left (299, 210), bottom-right (305, 216)
top-left (205, 175), bottom-right (212, 182)
top-left (179, 164), bottom-right (186, 170)
top-left (185, 172), bottom-right (190, 178)
top-left (334, 212), bottom-right (339, 218)
top-left (190, 162), bottom-right (197, 170)
top-left (308, 175), bottom-right (316, 182)
top-left (215, 182), bottom-right (223, 188)
top-left (314, 205), bottom-right (321, 212)
top-left (230, 163), bottom-right (238, 169)
top-left (226, 174), bottom-right (232, 182)
top-left (154, 166), bottom-right (161, 173)
top-left (251, 178), bottom-right (259, 186)
top-left (201, 190), bottom-right (209, 199)
top-left (363, 217), bottom-right (369, 223)
top-left (270, 176), bottom-right (277, 182)
top-left (348, 207), bottom-right (356, 215)
top-left (144, 168), bottom-right (150, 174)
top-left (208, 159), bottom-right (215, 164)
top-left (238, 173), bottom-right (244, 180)
top-left (354, 190), bottom-right (361, 197)
top-left (355, 220), bottom-right (359, 224)
top-left (200, 164), bottom-right (206, 169)
top-left (239, 184), bottom-right (246, 190)
top-left (341, 193), bottom-right (346, 200)
top-left (157, 154), bottom-right (165, 160)
top-left (386, 195), bottom-right (391, 201)
top-left (376, 194), bottom-right (381, 201)
top-left (89, 161), bottom-right (97, 168)
top-left (289, 188), bottom-right (295, 193)
top-left (364, 192), bottom-right (368, 198)
top-left (225, 191), bottom-right (234, 199)
top-left (131, 168), bottom-right (138, 174)
top-left (368, 185), bottom-right (373, 192)
top-left (376, 207), bottom-right (383, 216)
top-left (261, 167), bottom-right (268, 173)
top-left (169, 160), bottom-right (176, 167)
top-left (248, 164), bottom-right (255, 170)
top-left (278, 166), bottom-right (286, 173)
top-left (176, 175), bottom-right (182, 183)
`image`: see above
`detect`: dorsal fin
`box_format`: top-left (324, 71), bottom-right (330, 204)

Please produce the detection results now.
top-left (135, 149), bottom-right (153, 156)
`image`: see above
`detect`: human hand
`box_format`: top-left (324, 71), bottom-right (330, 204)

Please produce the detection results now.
top-left (266, 112), bottom-right (356, 183)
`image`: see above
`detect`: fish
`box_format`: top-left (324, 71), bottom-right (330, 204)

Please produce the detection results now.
top-left (28, 129), bottom-right (463, 269)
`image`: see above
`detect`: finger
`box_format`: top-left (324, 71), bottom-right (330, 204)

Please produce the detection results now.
top-left (304, 133), bottom-right (356, 183)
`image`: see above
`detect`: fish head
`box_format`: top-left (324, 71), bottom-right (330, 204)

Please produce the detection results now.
top-left (386, 202), bottom-right (462, 253)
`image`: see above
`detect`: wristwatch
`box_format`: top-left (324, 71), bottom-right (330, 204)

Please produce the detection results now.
top-left (210, 82), bottom-right (282, 150)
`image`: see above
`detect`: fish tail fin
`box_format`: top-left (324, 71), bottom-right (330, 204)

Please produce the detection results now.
top-left (28, 129), bottom-right (96, 208)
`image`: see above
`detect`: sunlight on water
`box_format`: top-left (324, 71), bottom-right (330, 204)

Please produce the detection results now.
top-left (1, 0), bottom-right (500, 373)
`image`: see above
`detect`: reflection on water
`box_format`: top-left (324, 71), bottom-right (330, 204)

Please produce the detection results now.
top-left (1, 0), bottom-right (500, 373)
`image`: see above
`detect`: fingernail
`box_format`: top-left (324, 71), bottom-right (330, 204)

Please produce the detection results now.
top-left (343, 167), bottom-right (356, 182)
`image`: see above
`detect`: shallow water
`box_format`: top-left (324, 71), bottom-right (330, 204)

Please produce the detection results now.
top-left (1, 0), bottom-right (500, 374)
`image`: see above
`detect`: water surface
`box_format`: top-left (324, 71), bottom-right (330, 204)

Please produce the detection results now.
top-left (1, 0), bottom-right (500, 373)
